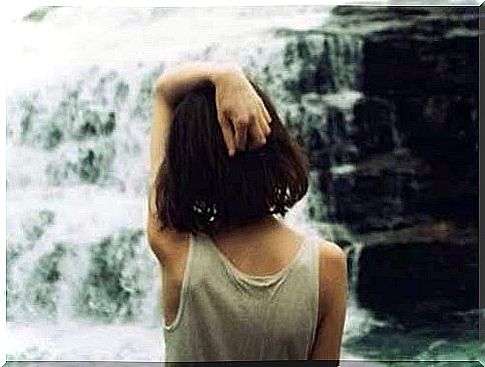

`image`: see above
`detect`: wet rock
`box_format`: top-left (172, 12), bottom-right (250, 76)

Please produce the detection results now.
top-left (356, 223), bottom-right (478, 319)
top-left (286, 6), bottom-right (479, 234)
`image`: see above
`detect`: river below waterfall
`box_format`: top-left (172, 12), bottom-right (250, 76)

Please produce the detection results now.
top-left (5, 6), bottom-right (483, 366)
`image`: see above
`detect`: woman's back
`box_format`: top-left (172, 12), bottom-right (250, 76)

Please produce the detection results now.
top-left (161, 217), bottom-right (321, 362)
top-left (147, 62), bottom-right (348, 363)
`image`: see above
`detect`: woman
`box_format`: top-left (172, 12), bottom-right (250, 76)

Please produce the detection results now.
top-left (146, 62), bottom-right (348, 364)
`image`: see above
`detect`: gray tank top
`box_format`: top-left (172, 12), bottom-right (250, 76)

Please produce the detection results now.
top-left (163, 232), bottom-right (320, 362)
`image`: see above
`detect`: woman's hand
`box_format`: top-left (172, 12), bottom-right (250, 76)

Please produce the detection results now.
top-left (154, 61), bottom-right (271, 157)
top-left (212, 69), bottom-right (272, 156)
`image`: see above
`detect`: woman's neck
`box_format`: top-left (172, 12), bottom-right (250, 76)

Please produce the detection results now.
top-left (215, 214), bottom-right (280, 239)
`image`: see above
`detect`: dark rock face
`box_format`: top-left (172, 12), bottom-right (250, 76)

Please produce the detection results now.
top-left (357, 229), bottom-right (478, 321)
top-left (271, 6), bottom-right (479, 319)
top-left (315, 6), bottom-right (478, 231)
top-left (363, 37), bottom-right (477, 96)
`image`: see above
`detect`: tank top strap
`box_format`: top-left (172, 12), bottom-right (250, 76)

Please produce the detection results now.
top-left (184, 232), bottom-right (228, 285)
top-left (299, 233), bottom-right (321, 350)
top-left (185, 232), bottom-right (211, 276)
top-left (163, 232), bottom-right (217, 331)
top-left (300, 233), bottom-right (321, 270)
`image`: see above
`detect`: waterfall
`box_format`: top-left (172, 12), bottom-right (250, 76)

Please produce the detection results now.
top-left (342, 241), bottom-right (389, 349)
top-left (320, 33), bottom-right (364, 92)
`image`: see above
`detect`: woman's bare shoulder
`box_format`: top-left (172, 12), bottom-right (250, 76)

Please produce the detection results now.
top-left (317, 238), bottom-right (347, 263)
top-left (315, 238), bottom-right (348, 295)
top-left (313, 236), bottom-right (348, 324)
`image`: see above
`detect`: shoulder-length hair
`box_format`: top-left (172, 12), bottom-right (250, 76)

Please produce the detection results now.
top-left (152, 78), bottom-right (309, 236)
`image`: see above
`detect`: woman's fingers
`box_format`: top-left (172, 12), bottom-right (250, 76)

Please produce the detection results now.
top-left (215, 75), bottom-right (272, 155)
top-left (233, 114), bottom-right (250, 151)
top-left (219, 115), bottom-right (236, 156)
top-left (230, 109), bottom-right (270, 152)
top-left (261, 103), bottom-right (271, 124)
top-left (259, 108), bottom-right (271, 137)
top-left (248, 121), bottom-right (266, 150)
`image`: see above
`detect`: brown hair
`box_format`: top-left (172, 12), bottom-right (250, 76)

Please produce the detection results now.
top-left (153, 79), bottom-right (309, 235)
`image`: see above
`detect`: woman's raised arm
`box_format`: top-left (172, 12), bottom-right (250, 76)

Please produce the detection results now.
top-left (150, 62), bottom-right (271, 187)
